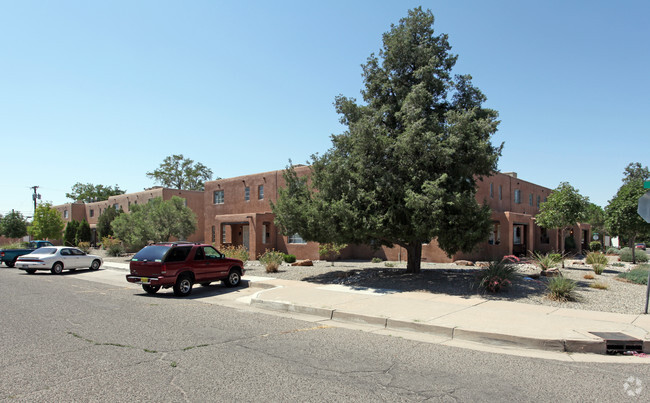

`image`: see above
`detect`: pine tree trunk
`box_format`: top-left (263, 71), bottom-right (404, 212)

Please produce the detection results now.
top-left (405, 243), bottom-right (422, 274)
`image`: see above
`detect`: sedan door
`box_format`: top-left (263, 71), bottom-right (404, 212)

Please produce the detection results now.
top-left (71, 248), bottom-right (92, 268)
top-left (59, 248), bottom-right (76, 268)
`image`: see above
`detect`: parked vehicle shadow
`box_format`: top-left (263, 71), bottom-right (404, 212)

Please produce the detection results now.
top-left (133, 281), bottom-right (250, 299)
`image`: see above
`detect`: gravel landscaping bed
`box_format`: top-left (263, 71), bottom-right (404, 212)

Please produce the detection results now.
top-left (99, 248), bottom-right (650, 316)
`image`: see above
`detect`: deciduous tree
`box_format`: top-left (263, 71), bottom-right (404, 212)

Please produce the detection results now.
top-left (272, 8), bottom-right (501, 273)
top-left (536, 182), bottom-right (589, 252)
top-left (605, 179), bottom-right (650, 264)
top-left (146, 154), bottom-right (214, 191)
top-left (28, 203), bottom-right (65, 241)
top-left (111, 197), bottom-right (197, 249)
top-left (66, 183), bottom-right (125, 202)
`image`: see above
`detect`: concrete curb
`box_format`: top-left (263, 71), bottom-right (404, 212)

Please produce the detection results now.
top-left (249, 296), bottom-right (620, 354)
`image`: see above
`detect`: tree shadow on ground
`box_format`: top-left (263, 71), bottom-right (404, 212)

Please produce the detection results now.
top-left (301, 267), bottom-right (548, 301)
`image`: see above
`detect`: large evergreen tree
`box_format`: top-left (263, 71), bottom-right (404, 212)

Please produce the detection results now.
top-left (0, 210), bottom-right (28, 239)
top-left (272, 8), bottom-right (501, 273)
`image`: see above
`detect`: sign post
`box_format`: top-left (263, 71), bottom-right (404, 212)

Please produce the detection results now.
top-left (638, 187), bottom-right (650, 313)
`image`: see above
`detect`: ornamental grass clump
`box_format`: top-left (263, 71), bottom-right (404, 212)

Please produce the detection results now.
top-left (475, 260), bottom-right (518, 293)
top-left (592, 263), bottom-right (605, 275)
top-left (259, 250), bottom-right (284, 273)
top-left (547, 276), bottom-right (577, 302)
top-left (585, 251), bottom-right (608, 265)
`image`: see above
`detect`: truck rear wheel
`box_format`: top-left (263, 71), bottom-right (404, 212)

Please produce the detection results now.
top-left (6, 258), bottom-right (17, 268)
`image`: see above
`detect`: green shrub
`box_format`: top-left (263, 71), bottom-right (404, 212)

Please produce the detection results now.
top-left (592, 263), bottom-right (605, 275)
top-left (0, 242), bottom-right (23, 249)
top-left (384, 262), bottom-right (395, 267)
top-left (221, 245), bottom-right (249, 263)
top-left (617, 266), bottom-right (650, 285)
top-left (77, 242), bottom-right (91, 253)
top-left (283, 254), bottom-right (297, 263)
top-left (612, 262), bottom-right (624, 267)
top-left (259, 250), bottom-right (284, 273)
top-left (319, 243), bottom-right (347, 266)
top-left (475, 260), bottom-right (518, 293)
top-left (585, 252), bottom-right (608, 265)
top-left (589, 241), bottom-right (602, 252)
top-left (547, 277), bottom-right (577, 301)
top-left (371, 257), bottom-right (383, 263)
top-left (606, 247), bottom-right (620, 255)
top-left (620, 248), bottom-right (649, 263)
top-left (103, 237), bottom-right (124, 257)
top-left (529, 251), bottom-right (562, 271)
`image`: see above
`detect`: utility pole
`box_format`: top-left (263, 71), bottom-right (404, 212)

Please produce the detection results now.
top-left (30, 185), bottom-right (41, 214)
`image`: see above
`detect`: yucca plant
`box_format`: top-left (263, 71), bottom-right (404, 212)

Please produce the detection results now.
top-left (475, 260), bottom-right (518, 293)
top-left (529, 251), bottom-right (562, 272)
top-left (547, 276), bottom-right (577, 301)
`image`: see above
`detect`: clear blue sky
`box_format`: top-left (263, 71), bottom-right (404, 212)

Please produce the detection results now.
top-left (1, 0), bottom-right (648, 218)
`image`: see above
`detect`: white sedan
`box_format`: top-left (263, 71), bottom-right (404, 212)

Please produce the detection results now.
top-left (16, 246), bottom-right (103, 275)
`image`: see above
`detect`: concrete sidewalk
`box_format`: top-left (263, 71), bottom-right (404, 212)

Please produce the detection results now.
top-left (245, 277), bottom-right (650, 355)
top-left (101, 261), bottom-right (650, 356)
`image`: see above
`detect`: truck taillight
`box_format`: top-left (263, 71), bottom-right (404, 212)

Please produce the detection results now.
top-left (0, 252), bottom-right (4, 257)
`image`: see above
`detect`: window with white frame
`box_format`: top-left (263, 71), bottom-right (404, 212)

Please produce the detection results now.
top-left (288, 233), bottom-right (306, 244)
top-left (221, 224), bottom-right (226, 243)
top-left (214, 190), bottom-right (224, 204)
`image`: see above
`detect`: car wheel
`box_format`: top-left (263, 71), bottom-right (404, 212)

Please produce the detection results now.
top-left (26, 269), bottom-right (36, 274)
top-left (173, 274), bottom-right (193, 297)
top-left (7, 259), bottom-right (17, 268)
top-left (223, 269), bottom-right (241, 287)
top-left (51, 262), bottom-right (64, 275)
top-left (200, 282), bottom-right (211, 287)
top-left (142, 284), bottom-right (161, 294)
top-left (90, 259), bottom-right (101, 270)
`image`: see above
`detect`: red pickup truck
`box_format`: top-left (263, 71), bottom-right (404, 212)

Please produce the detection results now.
top-left (126, 242), bottom-right (244, 297)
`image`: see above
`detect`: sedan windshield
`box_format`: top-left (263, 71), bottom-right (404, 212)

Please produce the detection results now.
top-left (32, 248), bottom-right (57, 255)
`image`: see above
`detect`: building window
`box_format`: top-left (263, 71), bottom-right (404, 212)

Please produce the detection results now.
top-left (89, 209), bottom-right (94, 218)
top-left (514, 189), bottom-right (521, 204)
top-left (540, 228), bottom-right (550, 244)
top-left (214, 190), bottom-right (224, 204)
top-left (244, 187), bottom-right (250, 201)
top-left (288, 233), bottom-right (306, 244)
top-left (258, 185), bottom-right (264, 200)
top-left (221, 224), bottom-right (226, 243)
top-left (488, 222), bottom-right (500, 245)
top-left (211, 226), bottom-right (216, 243)
top-left (498, 185), bottom-right (502, 201)
top-left (64, 210), bottom-right (68, 219)
top-left (114, 203), bottom-right (120, 210)
top-left (490, 183), bottom-right (494, 198)
top-left (262, 223), bottom-right (268, 244)
top-left (529, 193), bottom-right (533, 206)
top-left (536, 195), bottom-right (541, 208)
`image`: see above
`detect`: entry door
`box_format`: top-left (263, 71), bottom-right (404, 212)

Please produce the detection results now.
top-left (242, 225), bottom-right (250, 251)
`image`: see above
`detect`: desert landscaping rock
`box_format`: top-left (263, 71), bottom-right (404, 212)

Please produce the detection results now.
top-left (98, 248), bottom-right (649, 316)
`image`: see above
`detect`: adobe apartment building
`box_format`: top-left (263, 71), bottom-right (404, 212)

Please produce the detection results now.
top-left (52, 168), bottom-right (589, 262)
top-left (54, 187), bottom-right (204, 244)
top-left (204, 168), bottom-right (590, 263)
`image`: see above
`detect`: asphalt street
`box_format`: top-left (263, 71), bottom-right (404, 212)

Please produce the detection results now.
top-left (1, 267), bottom-right (649, 402)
